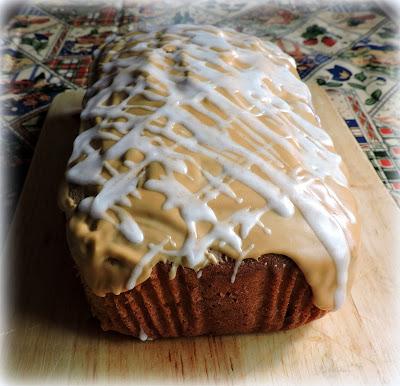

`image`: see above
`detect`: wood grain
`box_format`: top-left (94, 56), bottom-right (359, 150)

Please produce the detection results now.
top-left (3, 85), bottom-right (400, 385)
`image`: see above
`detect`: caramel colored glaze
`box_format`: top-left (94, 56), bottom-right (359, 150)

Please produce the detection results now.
top-left (60, 25), bottom-right (360, 311)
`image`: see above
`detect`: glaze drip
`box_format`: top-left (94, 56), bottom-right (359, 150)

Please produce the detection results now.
top-left (64, 25), bottom-right (359, 310)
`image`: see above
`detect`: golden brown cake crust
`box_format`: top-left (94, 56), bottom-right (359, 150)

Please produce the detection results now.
top-left (85, 254), bottom-right (326, 339)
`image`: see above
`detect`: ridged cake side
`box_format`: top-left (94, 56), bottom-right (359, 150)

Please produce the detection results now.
top-left (85, 254), bottom-right (326, 339)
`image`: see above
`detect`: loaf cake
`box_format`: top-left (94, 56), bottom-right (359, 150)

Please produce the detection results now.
top-left (59, 24), bottom-right (360, 340)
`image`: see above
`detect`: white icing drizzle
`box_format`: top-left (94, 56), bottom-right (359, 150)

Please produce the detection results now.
top-left (231, 259), bottom-right (242, 284)
top-left (169, 263), bottom-right (178, 280)
top-left (231, 243), bottom-right (254, 284)
top-left (128, 237), bottom-right (171, 289)
top-left (139, 327), bottom-right (148, 341)
top-left (66, 25), bottom-right (354, 309)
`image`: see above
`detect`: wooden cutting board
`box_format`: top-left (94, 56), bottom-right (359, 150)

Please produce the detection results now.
top-left (3, 85), bottom-right (400, 385)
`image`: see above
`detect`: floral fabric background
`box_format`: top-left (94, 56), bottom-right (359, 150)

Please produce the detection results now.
top-left (1, 0), bottom-right (399, 222)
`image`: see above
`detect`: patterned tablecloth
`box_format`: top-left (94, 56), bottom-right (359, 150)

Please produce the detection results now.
top-left (1, 0), bottom-right (399, 221)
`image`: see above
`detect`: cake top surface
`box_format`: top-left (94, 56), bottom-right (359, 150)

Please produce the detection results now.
top-left (61, 24), bottom-right (360, 310)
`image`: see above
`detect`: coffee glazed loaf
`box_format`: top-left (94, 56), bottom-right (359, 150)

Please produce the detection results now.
top-left (59, 24), bottom-right (360, 340)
